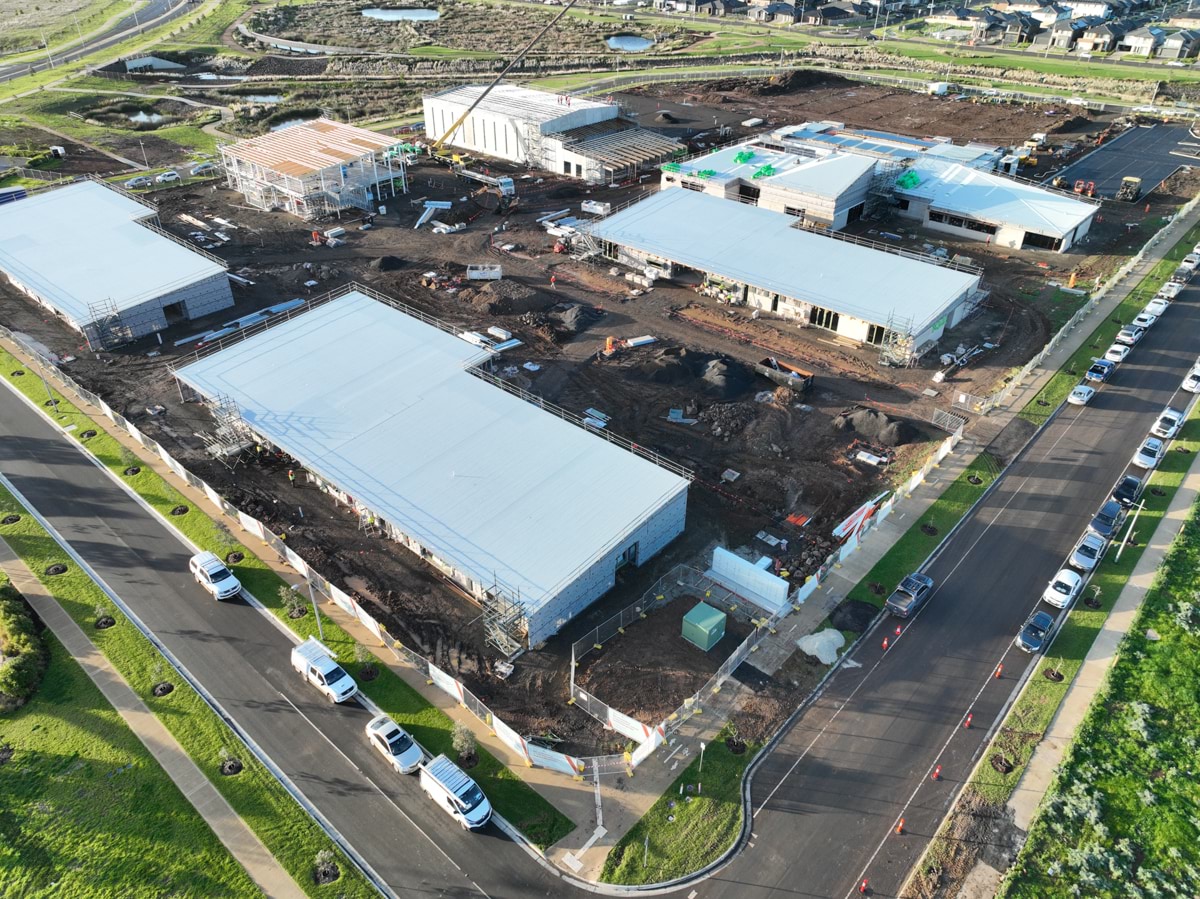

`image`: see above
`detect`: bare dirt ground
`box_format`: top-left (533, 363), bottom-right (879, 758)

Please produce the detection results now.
top-left (1, 75), bottom-right (1188, 754)
top-left (0, 122), bottom-right (126, 176)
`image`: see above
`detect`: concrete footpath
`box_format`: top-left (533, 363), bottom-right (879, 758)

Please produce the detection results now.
top-left (1008, 459), bottom-right (1200, 831)
top-left (0, 537), bottom-right (306, 899)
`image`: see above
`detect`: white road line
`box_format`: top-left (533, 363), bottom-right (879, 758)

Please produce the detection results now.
top-left (276, 692), bottom-right (493, 899)
top-left (593, 772), bottom-right (604, 828)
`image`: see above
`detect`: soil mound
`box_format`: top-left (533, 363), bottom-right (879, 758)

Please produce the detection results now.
top-left (829, 599), bottom-right (877, 634)
top-left (550, 302), bottom-right (602, 336)
top-left (636, 347), bottom-right (754, 399)
top-left (655, 111), bottom-right (677, 122)
top-left (369, 255), bottom-right (405, 272)
top-left (832, 406), bottom-right (916, 447)
top-left (473, 279), bottom-right (552, 315)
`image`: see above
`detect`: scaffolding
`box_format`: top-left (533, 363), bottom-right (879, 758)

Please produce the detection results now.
top-left (482, 581), bottom-right (526, 657)
top-left (84, 299), bottom-right (127, 351)
top-left (200, 392), bottom-right (254, 467)
top-left (877, 311), bottom-right (916, 367)
top-left (865, 158), bottom-right (910, 218)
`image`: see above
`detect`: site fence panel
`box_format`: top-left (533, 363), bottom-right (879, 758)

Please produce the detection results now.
top-left (428, 663), bottom-right (463, 703)
top-left (496, 716), bottom-right (536, 768)
top-left (357, 607), bottom-right (384, 644)
top-left (328, 583), bottom-right (358, 619)
top-left (791, 577), bottom-right (819, 606)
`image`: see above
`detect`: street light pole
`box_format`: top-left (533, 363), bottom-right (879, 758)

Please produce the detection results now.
top-left (293, 579), bottom-right (324, 641)
top-left (698, 741), bottom-right (706, 795)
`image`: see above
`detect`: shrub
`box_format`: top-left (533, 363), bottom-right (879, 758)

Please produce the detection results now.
top-left (451, 721), bottom-right (476, 760)
top-left (0, 583), bottom-right (46, 710)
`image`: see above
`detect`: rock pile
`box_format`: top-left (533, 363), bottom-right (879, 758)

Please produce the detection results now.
top-left (698, 402), bottom-right (756, 439)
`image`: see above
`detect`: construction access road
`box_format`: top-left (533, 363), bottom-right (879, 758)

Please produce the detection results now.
top-left (3, 271), bottom-right (1199, 899)
top-left (0, 382), bottom-right (567, 899)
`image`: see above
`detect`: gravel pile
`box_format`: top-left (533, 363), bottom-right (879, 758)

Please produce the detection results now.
top-left (832, 406), bottom-right (916, 447)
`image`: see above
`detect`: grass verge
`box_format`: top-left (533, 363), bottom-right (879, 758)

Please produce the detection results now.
top-left (0, 578), bottom-right (263, 898)
top-left (0, 505), bottom-right (369, 897)
top-left (0, 346), bottom-right (574, 850)
top-left (997, 481), bottom-right (1200, 895)
top-left (1019, 219), bottom-right (1200, 423)
top-left (843, 452), bottom-right (1002, 608)
top-left (599, 729), bottom-right (759, 885)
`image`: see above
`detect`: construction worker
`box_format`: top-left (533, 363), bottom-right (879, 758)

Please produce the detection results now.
top-left (287, 469), bottom-right (297, 488)
top-left (550, 273), bottom-right (557, 290)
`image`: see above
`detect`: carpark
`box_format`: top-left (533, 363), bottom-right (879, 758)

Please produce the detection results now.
top-left (1048, 123), bottom-right (1194, 199)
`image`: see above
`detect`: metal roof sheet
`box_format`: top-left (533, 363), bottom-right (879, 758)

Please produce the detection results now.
top-left (176, 291), bottom-right (689, 615)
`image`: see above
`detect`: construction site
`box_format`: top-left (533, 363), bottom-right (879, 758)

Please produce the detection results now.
top-left (2, 71), bottom-right (1197, 755)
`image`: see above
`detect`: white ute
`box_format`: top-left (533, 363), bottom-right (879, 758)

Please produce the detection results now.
top-left (420, 754), bottom-right (492, 830)
top-left (189, 551), bottom-right (242, 600)
top-left (290, 637), bottom-right (358, 703)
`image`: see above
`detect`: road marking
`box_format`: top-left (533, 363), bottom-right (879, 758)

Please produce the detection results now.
top-left (277, 692), bottom-right (493, 899)
top-left (593, 773), bottom-right (604, 828)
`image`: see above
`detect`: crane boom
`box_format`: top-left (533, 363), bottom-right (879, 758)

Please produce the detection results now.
top-left (431, 0), bottom-right (583, 154)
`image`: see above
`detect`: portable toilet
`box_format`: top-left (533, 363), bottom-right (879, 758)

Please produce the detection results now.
top-left (682, 602), bottom-right (726, 652)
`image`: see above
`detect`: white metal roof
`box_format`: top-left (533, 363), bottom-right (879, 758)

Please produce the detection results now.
top-left (900, 160), bottom-right (1097, 237)
top-left (588, 189), bottom-right (979, 333)
top-left (0, 180), bottom-right (226, 327)
top-left (759, 153), bottom-right (875, 197)
top-left (177, 291), bottom-right (689, 615)
top-left (427, 83), bottom-right (609, 126)
top-left (676, 143), bottom-right (799, 186)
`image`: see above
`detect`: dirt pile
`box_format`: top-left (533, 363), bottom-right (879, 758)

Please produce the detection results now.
top-left (550, 302), bottom-right (602, 336)
top-left (832, 406), bottom-right (916, 447)
top-left (473, 279), bottom-right (550, 315)
top-left (698, 402), bottom-right (756, 438)
top-left (636, 348), bottom-right (754, 400)
top-left (369, 255), bottom-right (405, 272)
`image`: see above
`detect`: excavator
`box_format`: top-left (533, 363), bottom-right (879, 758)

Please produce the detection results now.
top-left (426, 0), bottom-right (583, 210)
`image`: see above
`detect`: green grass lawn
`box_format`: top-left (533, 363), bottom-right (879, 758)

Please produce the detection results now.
top-left (843, 453), bottom-right (1002, 608)
top-left (0, 347), bottom-right (574, 851)
top-left (997, 449), bottom-right (1200, 896)
top-left (0, 596), bottom-right (263, 899)
top-left (1019, 220), bottom-right (1200, 424)
top-left (600, 730), bottom-right (758, 884)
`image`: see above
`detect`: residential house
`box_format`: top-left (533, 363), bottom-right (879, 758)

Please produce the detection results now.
top-left (1157, 28), bottom-right (1200, 58)
top-left (1031, 16), bottom-right (1091, 48)
top-left (1058, 0), bottom-right (1113, 17)
top-left (1119, 25), bottom-right (1165, 55)
top-left (1076, 20), bottom-right (1125, 51)
top-left (926, 6), bottom-right (974, 25)
top-left (1028, 2), bottom-right (1072, 27)
top-left (973, 9), bottom-right (1042, 43)
top-left (802, 1), bottom-right (868, 23)
top-left (672, 0), bottom-right (746, 14)
top-left (749, 1), bottom-right (799, 21)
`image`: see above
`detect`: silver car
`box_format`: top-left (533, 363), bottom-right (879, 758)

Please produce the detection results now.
top-left (1070, 532), bottom-right (1108, 571)
top-left (1151, 407), bottom-right (1184, 440)
top-left (365, 714), bottom-right (424, 775)
top-left (1132, 437), bottom-right (1165, 470)
top-left (1042, 568), bottom-right (1082, 609)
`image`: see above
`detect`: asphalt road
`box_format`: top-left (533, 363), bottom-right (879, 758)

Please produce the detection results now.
top-left (1049, 124), bottom-right (1192, 199)
top-left (697, 282), bottom-right (1200, 898)
top-left (0, 0), bottom-right (194, 84)
top-left (0, 388), bottom-right (569, 899)
top-left (2, 280), bottom-right (1198, 899)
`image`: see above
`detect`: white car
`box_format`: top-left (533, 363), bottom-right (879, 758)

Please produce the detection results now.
top-left (1103, 344), bottom-right (1130, 364)
top-left (1042, 568), bottom-right (1082, 609)
top-left (1115, 325), bottom-right (1145, 346)
top-left (155, 170), bottom-right (181, 184)
top-left (188, 551), bottom-right (242, 600)
top-left (1144, 298), bottom-right (1170, 317)
top-left (1182, 368), bottom-right (1200, 393)
top-left (1132, 436), bottom-right (1166, 469)
top-left (1068, 384), bottom-right (1096, 405)
top-left (1133, 311), bottom-right (1158, 329)
top-left (1181, 254), bottom-right (1200, 271)
top-left (1157, 282), bottom-right (1183, 300)
top-left (1151, 406), bottom-right (1184, 440)
top-left (365, 714), bottom-right (424, 774)
top-left (1066, 97), bottom-right (1088, 106)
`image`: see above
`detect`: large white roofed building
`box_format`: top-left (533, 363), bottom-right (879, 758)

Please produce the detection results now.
top-left (586, 189), bottom-right (983, 361)
top-left (175, 288), bottom-right (690, 653)
top-left (0, 179), bottom-right (233, 349)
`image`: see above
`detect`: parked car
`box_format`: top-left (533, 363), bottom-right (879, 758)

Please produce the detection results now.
top-left (1085, 359), bottom-right (1115, 383)
top-left (1112, 474), bottom-right (1144, 508)
top-left (1016, 609), bottom-right (1057, 653)
top-left (188, 551), bottom-right (242, 600)
top-left (1132, 436), bottom-right (1165, 469)
top-left (1070, 532), bottom-right (1108, 571)
top-left (884, 572), bottom-right (935, 618)
top-left (1157, 281), bottom-right (1183, 300)
top-left (1170, 266), bottom-right (1193, 284)
top-left (1182, 368), bottom-right (1200, 393)
top-left (1132, 311), bottom-right (1158, 330)
top-left (419, 755), bottom-right (492, 830)
top-left (1181, 253), bottom-right (1200, 271)
top-left (1042, 568), bottom-right (1082, 609)
top-left (1115, 325), bottom-right (1145, 346)
top-left (1144, 298), bottom-right (1170, 317)
top-left (1104, 344), bottom-right (1131, 364)
top-left (155, 170), bottom-right (181, 184)
top-left (190, 162), bottom-right (219, 176)
top-left (1151, 406), bottom-right (1184, 440)
top-left (365, 714), bottom-right (424, 775)
top-left (123, 176), bottom-right (153, 190)
top-left (1089, 499), bottom-right (1126, 540)
top-left (290, 637), bottom-right (358, 703)
top-left (1067, 384), bottom-right (1096, 406)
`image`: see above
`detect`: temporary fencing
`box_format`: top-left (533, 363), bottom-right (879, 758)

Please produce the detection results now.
top-left (0, 325), bottom-right (594, 779)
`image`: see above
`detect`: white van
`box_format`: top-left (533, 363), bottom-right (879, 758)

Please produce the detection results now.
top-left (419, 755), bottom-right (491, 830)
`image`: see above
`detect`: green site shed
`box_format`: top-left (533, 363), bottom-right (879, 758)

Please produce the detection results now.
top-left (682, 602), bottom-right (726, 652)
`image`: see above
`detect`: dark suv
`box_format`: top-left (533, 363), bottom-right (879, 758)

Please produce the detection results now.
top-left (1111, 474), bottom-right (1144, 508)
top-left (885, 573), bottom-right (935, 618)
top-left (1088, 500), bottom-right (1126, 540)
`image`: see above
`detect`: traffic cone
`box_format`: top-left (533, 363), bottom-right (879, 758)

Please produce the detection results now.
top-left (859, 879), bottom-right (869, 895)
top-left (894, 625), bottom-right (902, 636)
top-left (895, 818), bottom-right (905, 835)
top-left (881, 637), bottom-right (889, 650)
top-left (995, 663), bottom-right (1003, 679)
top-left (932, 764), bottom-right (942, 781)
top-left (964, 712), bottom-right (973, 729)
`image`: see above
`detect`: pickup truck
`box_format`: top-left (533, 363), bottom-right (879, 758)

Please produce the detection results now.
top-left (291, 637), bottom-right (358, 703)
top-left (885, 573), bottom-right (935, 618)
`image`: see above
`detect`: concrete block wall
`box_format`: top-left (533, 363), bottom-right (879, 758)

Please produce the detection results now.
top-left (175, 272), bottom-right (235, 321)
